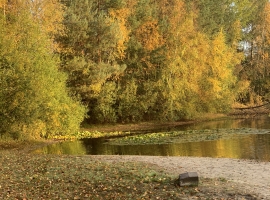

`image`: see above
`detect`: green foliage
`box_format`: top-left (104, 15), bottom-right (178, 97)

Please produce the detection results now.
top-left (0, 4), bottom-right (86, 139)
top-left (56, 0), bottom-right (269, 124)
top-left (194, 0), bottom-right (256, 45)
top-left (58, 0), bottom-right (127, 121)
top-left (117, 79), bottom-right (142, 122)
top-left (93, 82), bottom-right (118, 123)
top-left (237, 1), bottom-right (270, 103)
top-left (4, 0), bottom-right (270, 137)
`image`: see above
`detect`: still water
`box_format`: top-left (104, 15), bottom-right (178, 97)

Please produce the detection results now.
top-left (36, 116), bottom-right (270, 161)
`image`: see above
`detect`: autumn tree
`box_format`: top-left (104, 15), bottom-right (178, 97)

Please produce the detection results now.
top-left (28, 0), bottom-right (66, 51)
top-left (203, 31), bottom-right (242, 111)
top-left (0, 0), bottom-right (86, 139)
top-left (153, 1), bottom-right (242, 120)
top-left (56, 0), bottom-right (263, 124)
top-left (117, 0), bottom-right (242, 121)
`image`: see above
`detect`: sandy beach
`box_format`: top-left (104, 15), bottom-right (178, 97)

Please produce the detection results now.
top-left (91, 155), bottom-right (270, 199)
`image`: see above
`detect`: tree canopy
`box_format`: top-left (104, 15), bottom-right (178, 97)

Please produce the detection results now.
top-left (0, 0), bottom-right (86, 139)
top-left (1, 0), bottom-right (270, 137)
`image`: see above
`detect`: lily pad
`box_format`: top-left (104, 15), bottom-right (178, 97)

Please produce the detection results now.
top-left (106, 128), bottom-right (270, 145)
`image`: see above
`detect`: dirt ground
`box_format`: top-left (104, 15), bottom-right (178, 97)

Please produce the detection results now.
top-left (91, 155), bottom-right (270, 199)
top-left (0, 148), bottom-right (266, 200)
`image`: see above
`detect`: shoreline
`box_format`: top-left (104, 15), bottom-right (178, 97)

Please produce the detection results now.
top-left (82, 113), bottom-right (270, 134)
top-left (1, 140), bottom-right (270, 199)
top-left (2, 114), bottom-right (270, 198)
top-left (89, 155), bottom-right (270, 199)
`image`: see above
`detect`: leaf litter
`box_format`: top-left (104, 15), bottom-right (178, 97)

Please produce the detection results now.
top-left (0, 146), bottom-right (259, 199)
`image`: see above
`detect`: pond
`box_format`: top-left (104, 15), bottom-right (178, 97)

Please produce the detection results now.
top-left (35, 115), bottom-right (270, 162)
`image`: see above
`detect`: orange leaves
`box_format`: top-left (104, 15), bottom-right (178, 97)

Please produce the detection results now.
top-left (109, 7), bottom-right (131, 59)
top-left (164, 0), bottom-right (185, 33)
top-left (135, 20), bottom-right (164, 51)
top-left (0, 0), bottom-right (6, 8)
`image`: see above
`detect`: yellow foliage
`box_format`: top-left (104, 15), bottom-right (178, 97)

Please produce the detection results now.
top-left (29, 0), bottom-right (65, 35)
top-left (236, 80), bottom-right (250, 94)
top-left (27, 0), bottom-right (65, 51)
top-left (263, 2), bottom-right (270, 45)
top-left (231, 20), bottom-right (242, 46)
top-left (208, 78), bottom-right (222, 96)
top-left (125, 0), bottom-right (138, 13)
top-left (109, 7), bottom-right (131, 59)
top-left (9, 121), bottom-right (47, 139)
top-left (90, 83), bottom-right (102, 96)
top-left (167, 1), bottom-right (185, 33)
top-left (0, 0), bottom-right (6, 8)
top-left (1, 0), bottom-right (64, 52)
top-left (204, 30), bottom-right (242, 102)
top-left (135, 20), bottom-right (164, 51)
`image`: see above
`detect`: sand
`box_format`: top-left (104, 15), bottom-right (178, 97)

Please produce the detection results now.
top-left (91, 155), bottom-right (270, 199)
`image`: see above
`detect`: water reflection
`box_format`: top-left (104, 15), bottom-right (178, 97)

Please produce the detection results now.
top-left (35, 116), bottom-right (270, 162)
top-left (176, 115), bottom-right (270, 130)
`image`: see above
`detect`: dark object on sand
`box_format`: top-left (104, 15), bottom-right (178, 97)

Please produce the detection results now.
top-left (179, 172), bottom-right (199, 186)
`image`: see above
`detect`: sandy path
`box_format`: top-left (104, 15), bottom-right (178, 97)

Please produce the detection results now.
top-left (92, 155), bottom-right (270, 199)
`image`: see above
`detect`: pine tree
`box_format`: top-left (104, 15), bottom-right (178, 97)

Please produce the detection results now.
top-left (235, 0), bottom-right (269, 104)
top-left (116, 0), bottom-right (164, 122)
top-left (58, 0), bottom-right (130, 123)
top-left (194, 0), bottom-right (255, 46)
